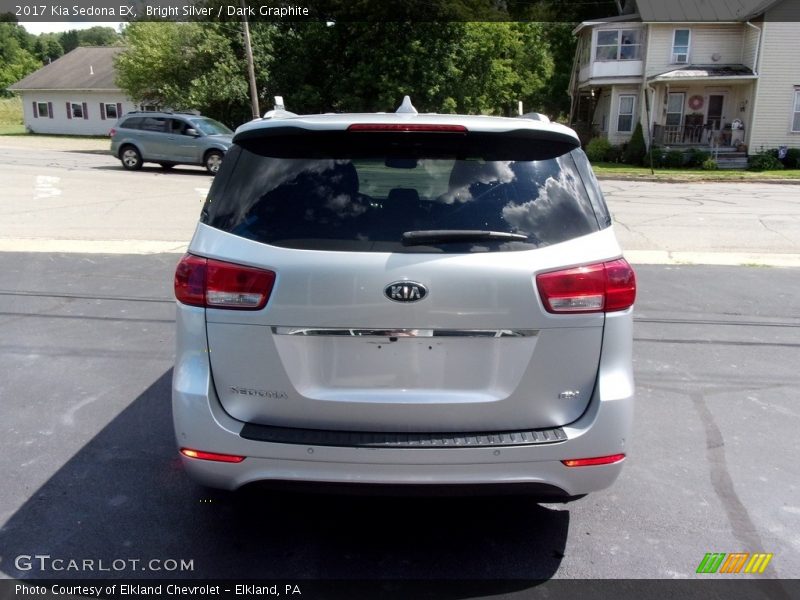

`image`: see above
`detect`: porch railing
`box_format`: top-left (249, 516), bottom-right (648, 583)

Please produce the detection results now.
top-left (652, 124), bottom-right (706, 145)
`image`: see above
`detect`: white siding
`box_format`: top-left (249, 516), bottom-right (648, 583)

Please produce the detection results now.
top-left (645, 24), bottom-right (747, 77)
top-left (20, 91), bottom-right (135, 136)
top-left (608, 86), bottom-right (641, 145)
top-left (748, 0), bottom-right (800, 151)
top-left (741, 21), bottom-right (762, 72)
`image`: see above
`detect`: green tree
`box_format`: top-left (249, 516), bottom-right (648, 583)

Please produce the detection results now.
top-left (77, 26), bottom-right (121, 47)
top-left (59, 30), bottom-right (80, 53)
top-left (33, 34), bottom-right (64, 63)
top-left (0, 21), bottom-right (42, 97)
top-left (115, 22), bottom-right (256, 125)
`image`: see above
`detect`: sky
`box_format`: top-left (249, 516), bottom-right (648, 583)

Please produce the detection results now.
top-left (21, 21), bottom-right (124, 35)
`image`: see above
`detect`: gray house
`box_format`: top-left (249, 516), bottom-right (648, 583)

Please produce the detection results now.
top-left (9, 47), bottom-right (137, 136)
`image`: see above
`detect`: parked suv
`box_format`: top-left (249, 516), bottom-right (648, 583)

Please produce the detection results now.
top-left (110, 111), bottom-right (233, 174)
top-left (172, 98), bottom-right (636, 498)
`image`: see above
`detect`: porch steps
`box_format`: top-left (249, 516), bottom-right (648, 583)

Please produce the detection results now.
top-left (709, 150), bottom-right (748, 170)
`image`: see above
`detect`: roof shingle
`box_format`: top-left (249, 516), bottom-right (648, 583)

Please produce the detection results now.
top-left (9, 46), bottom-right (123, 91)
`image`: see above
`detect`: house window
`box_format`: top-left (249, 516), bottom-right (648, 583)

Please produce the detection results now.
top-left (105, 103), bottom-right (118, 120)
top-left (71, 103), bottom-right (83, 119)
top-left (595, 29), bottom-right (642, 61)
top-left (666, 92), bottom-right (686, 128)
top-left (672, 29), bottom-right (690, 64)
top-left (617, 94), bottom-right (636, 132)
top-left (37, 102), bottom-right (49, 118)
top-left (793, 89), bottom-right (800, 132)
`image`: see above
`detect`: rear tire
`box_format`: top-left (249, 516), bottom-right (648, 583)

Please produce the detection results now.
top-left (204, 150), bottom-right (224, 175)
top-left (120, 145), bottom-right (143, 171)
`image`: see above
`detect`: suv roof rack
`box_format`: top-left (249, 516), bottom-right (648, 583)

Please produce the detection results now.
top-left (124, 110), bottom-right (200, 116)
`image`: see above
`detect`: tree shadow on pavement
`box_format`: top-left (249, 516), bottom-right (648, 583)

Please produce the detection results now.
top-left (0, 370), bottom-right (569, 594)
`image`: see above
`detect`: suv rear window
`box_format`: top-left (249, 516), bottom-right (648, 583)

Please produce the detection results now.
top-left (202, 131), bottom-right (605, 253)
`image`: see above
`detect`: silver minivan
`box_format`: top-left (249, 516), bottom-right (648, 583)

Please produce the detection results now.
top-left (110, 111), bottom-right (233, 174)
top-left (172, 99), bottom-right (636, 499)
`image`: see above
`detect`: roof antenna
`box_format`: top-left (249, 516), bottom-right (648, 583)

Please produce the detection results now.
top-left (396, 95), bottom-right (418, 115)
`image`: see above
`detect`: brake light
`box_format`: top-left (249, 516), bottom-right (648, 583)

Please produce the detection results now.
top-left (180, 448), bottom-right (246, 463)
top-left (536, 258), bottom-right (636, 314)
top-left (347, 123), bottom-right (468, 133)
top-left (562, 454), bottom-right (626, 467)
top-left (174, 254), bottom-right (275, 310)
top-left (108, 128), bottom-right (116, 137)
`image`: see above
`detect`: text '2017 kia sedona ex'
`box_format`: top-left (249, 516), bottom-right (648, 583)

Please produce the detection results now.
top-left (172, 99), bottom-right (635, 499)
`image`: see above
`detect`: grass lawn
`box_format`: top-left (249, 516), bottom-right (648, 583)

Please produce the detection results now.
top-left (593, 161), bottom-right (800, 181)
top-left (0, 97), bottom-right (25, 135)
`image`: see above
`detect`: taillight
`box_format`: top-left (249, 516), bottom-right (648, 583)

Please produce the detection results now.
top-left (347, 123), bottom-right (468, 133)
top-left (108, 128), bottom-right (116, 137)
top-left (536, 258), bottom-right (636, 314)
top-left (180, 448), bottom-right (246, 463)
top-left (174, 254), bottom-right (275, 310)
top-left (562, 454), bottom-right (626, 467)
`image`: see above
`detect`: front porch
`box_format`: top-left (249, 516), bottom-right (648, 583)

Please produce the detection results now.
top-left (646, 65), bottom-right (757, 154)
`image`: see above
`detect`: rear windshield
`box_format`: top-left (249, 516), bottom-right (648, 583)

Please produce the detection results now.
top-left (202, 131), bottom-right (605, 253)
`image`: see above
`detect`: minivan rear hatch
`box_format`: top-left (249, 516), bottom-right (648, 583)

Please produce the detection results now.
top-left (195, 125), bottom-right (615, 433)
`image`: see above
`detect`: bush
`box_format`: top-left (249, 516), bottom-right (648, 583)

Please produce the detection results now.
top-left (780, 148), bottom-right (800, 169)
top-left (604, 144), bottom-right (624, 163)
top-left (644, 148), bottom-right (666, 168)
top-left (585, 137), bottom-right (613, 162)
top-left (664, 149), bottom-right (686, 168)
top-left (685, 148), bottom-right (711, 168)
top-left (701, 158), bottom-right (718, 170)
top-left (748, 151), bottom-right (784, 171)
top-left (622, 122), bottom-right (647, 165)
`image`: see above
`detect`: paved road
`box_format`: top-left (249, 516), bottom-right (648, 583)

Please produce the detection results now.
top-left (0, 142), bottom-right (799, 593)
top-left (0, 143), bottom-right (799, 265)
top-left (0, 255), bottom-right (798, 585)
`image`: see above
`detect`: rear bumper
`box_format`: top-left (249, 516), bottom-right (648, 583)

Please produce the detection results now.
top-left (172, 307), bottom-right (634, 496)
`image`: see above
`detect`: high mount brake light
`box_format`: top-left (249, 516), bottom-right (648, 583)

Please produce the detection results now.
top-left (536, 259), bottom-right (636, 314)
top-left (347, 124), bottom-right (468, 133)
top-left (174, 254), bottom-right (276, 310)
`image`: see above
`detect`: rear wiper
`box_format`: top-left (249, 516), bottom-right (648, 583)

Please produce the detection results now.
top-left (402, 230), bottom-right (528, 246)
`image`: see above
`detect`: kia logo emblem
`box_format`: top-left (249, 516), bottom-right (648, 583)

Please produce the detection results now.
top-left (385, 281), bottom-right (428, 303)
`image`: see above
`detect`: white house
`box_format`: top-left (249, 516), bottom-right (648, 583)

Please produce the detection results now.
top-left (568, 0), bottom-right (800, 158)
top-left (8, 46), bottom-right (138, 136)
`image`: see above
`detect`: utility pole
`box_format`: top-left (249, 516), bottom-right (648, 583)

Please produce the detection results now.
top-left (241, 0), bottom-right (260, 120)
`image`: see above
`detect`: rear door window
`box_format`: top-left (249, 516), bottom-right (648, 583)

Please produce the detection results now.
top-left (140, 117), bottom-right (167, 133)
top-left (120, 117), bottom-right (143, 130)
top-left (203, 131), bottom-right (601, 253)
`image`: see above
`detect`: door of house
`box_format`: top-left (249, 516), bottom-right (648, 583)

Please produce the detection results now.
top-left (705, 94), bottom-right (725, 131)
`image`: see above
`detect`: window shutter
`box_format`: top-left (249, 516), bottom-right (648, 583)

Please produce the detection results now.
top-left (117, 103), bottom-right (123, 118)
top-left (82, 102), bottom-right (88, 120)
top-left (48, 102), bottom-right (53, 119)
top-left (100, 103), bottom-right (106, 120)
top-left (66, 102), bottom-right (72, 119)
top-left (32, 102), bottom-right (38, 118)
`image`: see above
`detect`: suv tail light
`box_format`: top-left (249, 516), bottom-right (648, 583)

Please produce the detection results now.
top-left (108, 128), bottom-right (116, 137)
top-left (536, 258), bottom-right (636, 314)
top-left (174, 254), bottom-right (275, 310)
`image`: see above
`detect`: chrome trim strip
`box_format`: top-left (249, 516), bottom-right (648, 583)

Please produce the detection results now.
top-left (271, 327), bottom-right (537, 338)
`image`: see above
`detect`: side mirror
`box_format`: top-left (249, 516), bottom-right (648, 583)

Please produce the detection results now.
top-left (185, 128), bottom-right (200, 137)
